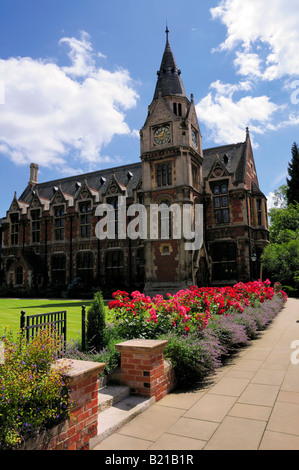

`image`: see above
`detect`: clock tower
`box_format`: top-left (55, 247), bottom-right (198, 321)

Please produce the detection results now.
top-left (140, 27), bottom-right (206, 296)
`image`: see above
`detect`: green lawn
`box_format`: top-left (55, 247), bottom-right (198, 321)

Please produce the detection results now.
top-left (0, 298), bottom-right (100, 341)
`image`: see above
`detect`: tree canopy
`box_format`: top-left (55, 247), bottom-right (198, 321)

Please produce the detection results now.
top-left (286, 142), bottom-right (299, 205)
top-left (262, 141), bottom-right (299, 297)
top-left (262, 195), bottom-right (299, 296)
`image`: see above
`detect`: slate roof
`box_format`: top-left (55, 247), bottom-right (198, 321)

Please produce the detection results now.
top-left (202, 141), bottom-right (247, 182)
top-left (17, 140), bottom-right (250, 209)
top-left (19, 161), bottom-right (143, 206)
top-left (153, 28), bottom-right (186, 100)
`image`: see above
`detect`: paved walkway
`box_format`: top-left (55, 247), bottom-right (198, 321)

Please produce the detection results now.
top-left (94, 298), bottom-right (299, 451)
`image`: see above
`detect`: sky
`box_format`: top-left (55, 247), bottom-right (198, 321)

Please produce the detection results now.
top-left (0, 0), bottom-right (299, 217)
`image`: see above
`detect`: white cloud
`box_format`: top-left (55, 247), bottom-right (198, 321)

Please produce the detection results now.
top-left (266, 192), bottom-right (276, 210)
top-left (59, 30), bottom-right (105, 77)
top-left (0, 31), bottom-right (139, 170)
top-left (211, 0), bottom-right (299, 80)
top-left (210, 79), bottom-right (253, 96)
top-left (196, 80), bottom-right (280, 145)
top-left (234, 51), bottom-right (263, 78)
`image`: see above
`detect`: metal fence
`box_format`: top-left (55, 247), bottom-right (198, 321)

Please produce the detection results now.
top-left (20, 310), bottom-right (67, 349)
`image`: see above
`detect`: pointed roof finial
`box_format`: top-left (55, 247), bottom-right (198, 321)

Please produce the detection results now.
top-left (166, 23), bottom-right (169, 42)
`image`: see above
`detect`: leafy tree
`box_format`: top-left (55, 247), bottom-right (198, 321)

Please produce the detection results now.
top-left (262, 201), bottom-right (299, 295)
top-left (87, 290), bottom-right (106, 352)
top-left (262, 239), bottom-right (299, 287)
top-left (268, 201), bottom-right (299, 244)
top-left (286, 142), bottom-right (299, 205)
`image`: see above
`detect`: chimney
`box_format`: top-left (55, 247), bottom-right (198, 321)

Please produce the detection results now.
top-left (29, 163), bottom-right (39, 186)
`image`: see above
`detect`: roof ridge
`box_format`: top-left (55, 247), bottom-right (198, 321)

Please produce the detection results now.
top-left (35, 161), bottom-right (142, 187)
top-left (203, 142), bottom-right (244, 152)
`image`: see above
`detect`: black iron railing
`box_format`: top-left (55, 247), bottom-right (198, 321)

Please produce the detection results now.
top-left (20, 310), bottom-right (67, 348)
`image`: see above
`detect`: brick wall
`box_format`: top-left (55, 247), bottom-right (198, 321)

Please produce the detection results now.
top-left (17, 359), bottom-right (105, 451)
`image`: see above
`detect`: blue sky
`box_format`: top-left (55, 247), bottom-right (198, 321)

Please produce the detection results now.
top-left (0, 0), bottom-right (299, 217)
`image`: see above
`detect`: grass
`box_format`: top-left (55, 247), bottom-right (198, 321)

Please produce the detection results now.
top-left (0, 297), bottom-right (110, 341)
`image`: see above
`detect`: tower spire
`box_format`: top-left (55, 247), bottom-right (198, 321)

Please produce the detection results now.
top-left (153, 27), bottom-right (186, 100)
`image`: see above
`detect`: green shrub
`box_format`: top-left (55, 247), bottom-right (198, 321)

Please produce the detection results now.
top-left (87, 290), bottom-right (106, 352)
top-left (282, 285), bottom-right (298, 297)
top-left (0, 329), bottom-right (71, 449)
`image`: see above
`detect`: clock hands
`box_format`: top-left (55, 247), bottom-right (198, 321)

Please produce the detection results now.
top-left (156, 130), bottom-right (166, 139)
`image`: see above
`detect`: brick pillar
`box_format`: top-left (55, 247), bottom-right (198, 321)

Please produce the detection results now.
top-left (50, 359), bottom-right (105, 450)
top-left (115, 339), bottom-right (174, 402)
top-left (16, 359), bottom-right (105, 450)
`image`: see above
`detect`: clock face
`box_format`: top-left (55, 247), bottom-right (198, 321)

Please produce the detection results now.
top-left (154, 125), bottom-right (170, 145)
top-left (192, 129), bottom-right (197, 147)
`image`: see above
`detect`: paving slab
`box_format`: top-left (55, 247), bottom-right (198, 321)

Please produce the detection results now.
top-left (228, 402), bottom-right (272, 421)
top-left (208, 377), bottom-right (250, 397)
top-left (259, 431), bottom-right (299, 450)
top-left (166, 416), bottom-right (219, 441)
top-left (184, 393), bottom-right (237, 422)
top-left (149, 433), bottom-right (206, 451)
top-left (116, 405), bottom-right (185, 441)
top-left (203, 416), bottom-right (266, 450)
top-left (277, 390), bottom-right (299, 404)
top-left (238, 383), bottom-right (280, 407)
top-left (155, 389), bottom-right (206, 410)
top-left (93, 433), bottom-right (152, 450)
top-left (267, 401), bottom-right (299, 436)
top-left (251, 368), bottom-right (286, 386)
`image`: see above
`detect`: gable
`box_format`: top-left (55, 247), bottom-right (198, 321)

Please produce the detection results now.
top-left (145, 97), bottom-right (174, 127)
top-left (207, 156), bottom-right (230, 180)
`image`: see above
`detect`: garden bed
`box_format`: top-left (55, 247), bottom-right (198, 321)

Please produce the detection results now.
top-left (67, 280), bottom-right (287, 389)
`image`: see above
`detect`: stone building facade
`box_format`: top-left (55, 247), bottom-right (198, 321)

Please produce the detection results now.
top-left (0, 30), bottom-right (269, 296)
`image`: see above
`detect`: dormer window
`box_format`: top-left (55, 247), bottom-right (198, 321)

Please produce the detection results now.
top-left (223, 154), bottom-right (229, 165)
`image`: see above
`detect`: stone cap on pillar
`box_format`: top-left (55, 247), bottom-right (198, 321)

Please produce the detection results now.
top-left (53, 358), bottom-right (106, 381)
top-left (115, 339), bottom-right (168, 354)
